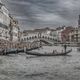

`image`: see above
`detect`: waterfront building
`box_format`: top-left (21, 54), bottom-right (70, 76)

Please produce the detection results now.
top-left (50, 26), bottom-right (65, 42)
top-left (21, 30), bottom-right (38, 42)
top-left (9, 15), bottom-right (20, 42)
top-left (69, 27), bottom-right (80, 43)
top-left (0, 1), bottom-right (21, 49)
top-left (50, 29), bottom-right (58, 41)
top-left (0, 1), bottom-right (10, 41)
top-left (21, 27), bottom-right (53, 42)
top-left (61, 26), bottom-right (74, 43)
top-left (56, 26), bottom-right (65, 42)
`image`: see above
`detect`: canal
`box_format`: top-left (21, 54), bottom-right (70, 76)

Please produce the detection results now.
top-left (0, 46), bottom-right (80, 80)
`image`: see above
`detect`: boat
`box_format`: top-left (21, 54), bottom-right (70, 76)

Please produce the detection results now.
top-left (4, 48), bottom-right (18, 55)
top-left (2, 47), bottom-right (41, 55)
top-left (26, 49), bottom-right (72, 56)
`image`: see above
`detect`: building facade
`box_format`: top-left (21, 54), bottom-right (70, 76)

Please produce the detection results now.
top-left (50, 26), bottom-right (65, 42)
top-left (0, 1), bottom-right (10, 41)
top-left (50, 29), bottom-right (58, 41)
top-left (21, 28), bottom-right (54, 42)
top-left (61, 26), bottom-right (74, 43)
top-left (69, 27), bottom-right (80, 43)
top-left (9, 16), bottom-right (20, 42)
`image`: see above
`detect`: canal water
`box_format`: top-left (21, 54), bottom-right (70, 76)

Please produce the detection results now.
top-left (0, 46), bottom-right (80, 80)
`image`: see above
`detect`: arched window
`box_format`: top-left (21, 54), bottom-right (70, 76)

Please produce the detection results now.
top-left (35, 36), bottom-right (37, 38)
top-left (29, 37), bottom-right (31, 40)
top-left (27, 37), bottom-right (29, 40)
top-left (45, 36), bottom-right (47, 39)
top-left (32, 36), bottom-right (34, 39)
top-left (42, 36), bottom-right (44, 38)
top-left (24, 38), bottom-right (26, 41)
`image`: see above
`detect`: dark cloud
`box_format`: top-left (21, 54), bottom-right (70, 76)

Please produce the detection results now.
top-left (1, 0), bottom-right (80, 30)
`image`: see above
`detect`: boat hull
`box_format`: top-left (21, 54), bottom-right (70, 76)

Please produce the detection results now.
top-left (26, 49), bottom-right (72, 56)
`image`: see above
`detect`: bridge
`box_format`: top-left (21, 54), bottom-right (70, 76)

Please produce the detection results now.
top-left (24, 37), bottom-right (59, 49)
top-left (0, 35), bottom-right (58, 51)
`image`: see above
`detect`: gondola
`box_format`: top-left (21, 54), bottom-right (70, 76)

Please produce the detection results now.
top-left (26, 49), bottom-right (72, 56)
top-left (2, 47), bottom-right (41, 55)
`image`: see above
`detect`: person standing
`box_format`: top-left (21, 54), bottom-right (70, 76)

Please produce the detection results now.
top-left (64, 44), bottom-right (67, 53)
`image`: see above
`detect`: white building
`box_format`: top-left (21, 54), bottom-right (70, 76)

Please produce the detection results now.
top-left (50, 30), bottom-right (58, 41)
top-left (50, 27), bottom-right (65, 42)
top-left (21, 28), bottom-right (53, 42)
top-left (57, 29), bottom-right (64, 42)
top-left (0, 1), bottom-right (10, 41)
top-left (9, 16), bottom-right (19, 42)
top-left (21, 30), bottom-right (38, 42)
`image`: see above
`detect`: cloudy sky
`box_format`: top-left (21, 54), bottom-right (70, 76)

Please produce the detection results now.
top-left (1, 0), bottom-right (80, 30)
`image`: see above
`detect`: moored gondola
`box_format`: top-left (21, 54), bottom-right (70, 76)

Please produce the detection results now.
top-left (1, 47), bottom-right (41, 55)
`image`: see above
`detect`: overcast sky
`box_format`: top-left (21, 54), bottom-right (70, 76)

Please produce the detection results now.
top-left (1, 0), bottom-right (80, 30)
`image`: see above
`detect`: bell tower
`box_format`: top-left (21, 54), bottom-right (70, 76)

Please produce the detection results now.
top-left (78, 15), bottom-right (80, 27)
